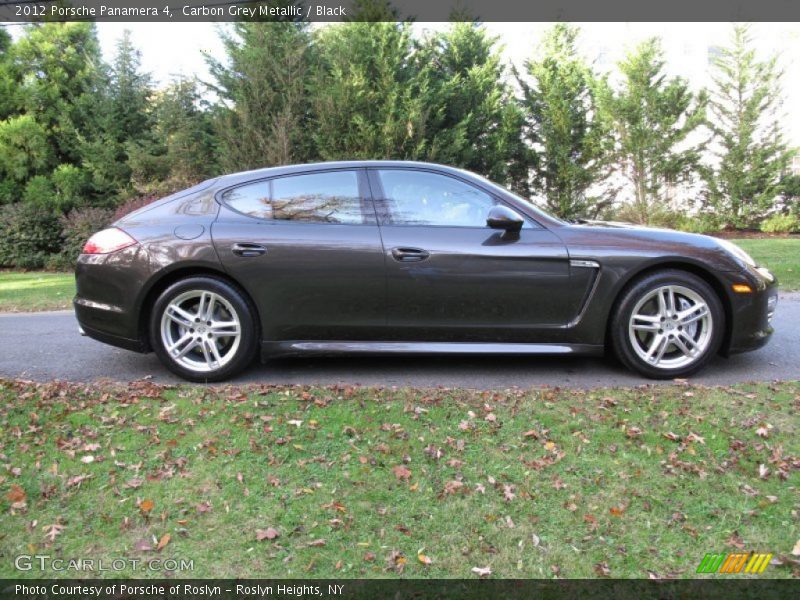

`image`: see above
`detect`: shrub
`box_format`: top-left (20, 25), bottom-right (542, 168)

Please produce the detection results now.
top-left (0, 203), bottom-right (62, 269)
top-left (647, 209), bottom-right (686, 230)
top-left (58, 207), bottom-right (116, 266)
top-left (760, 213), bottom-right (799, 234)
top-left (676, 214), bottom-right (721, 234)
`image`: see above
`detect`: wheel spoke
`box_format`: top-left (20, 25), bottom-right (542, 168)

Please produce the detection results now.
top-left (677, 303), bottom-right (709, 326)
top-left (166, 304), bottom-right (194, 328)
top-left (657, 289), bottom-right (668, 317)
top-left (208, 338), bottom-right (223, 364)
top-left (173, 337), bottom-right (199, 359)
top-left (678, 330), bottom-right (700, 350)
top-left (196, 292), bottom-right (212, 320)
top-left (204, 294), bottom-right (217, 321)
top-left (645, 333), bottom-right (669, 364)
top-left (209, 320), bottom-right (240, 336)
top-left (666, 287), bottom-right (677, 316)
top-left (200, 339), bottom-right (214, 367)
top-left (632, 314), bottom-right (661, 332)
top-left (672, 333), bottom-right (695, 358)
top-left (166, 332), bottom-right (192, 354)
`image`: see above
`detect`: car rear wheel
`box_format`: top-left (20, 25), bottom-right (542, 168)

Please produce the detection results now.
top-left (150, 276), bottom-right (258, 382)
top-left (611, 270), bottom-right (724, 379)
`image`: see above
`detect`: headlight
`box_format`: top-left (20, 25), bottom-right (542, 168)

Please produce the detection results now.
top-left (717, 239), bottom-right (757, 268)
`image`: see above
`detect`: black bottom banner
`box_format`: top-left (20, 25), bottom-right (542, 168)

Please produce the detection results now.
top-left (1, 579), bottom-right (798, 600)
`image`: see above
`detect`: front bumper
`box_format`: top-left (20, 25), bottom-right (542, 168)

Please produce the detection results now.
top-left (721, 266), bottom-right (778, 355)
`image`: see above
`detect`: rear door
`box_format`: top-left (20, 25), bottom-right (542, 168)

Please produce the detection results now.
top-left (211, 168), bottom-right (386, 341)
top-left (370, 167), bottom-right (582, 342)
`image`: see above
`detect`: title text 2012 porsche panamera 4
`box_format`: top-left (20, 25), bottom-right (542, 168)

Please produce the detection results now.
top-left (74, 161), bottom-right (778, 382)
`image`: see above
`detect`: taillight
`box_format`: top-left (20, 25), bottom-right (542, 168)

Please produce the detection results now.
top-left (82, 228), bottom-right (137, 254)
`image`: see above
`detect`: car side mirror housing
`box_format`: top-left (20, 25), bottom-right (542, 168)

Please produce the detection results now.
top-left (487, 205), bottom-right (524, 232)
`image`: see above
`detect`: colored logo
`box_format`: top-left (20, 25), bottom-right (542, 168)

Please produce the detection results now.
top-left (696, 552), bottom-right (773, 574)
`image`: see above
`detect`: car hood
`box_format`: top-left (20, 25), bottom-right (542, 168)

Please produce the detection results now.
top-left (557, 220), bottom-right (751, 273)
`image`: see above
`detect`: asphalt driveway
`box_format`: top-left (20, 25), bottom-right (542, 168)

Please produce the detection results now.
top-left (1, 292), bottom-right (798, 388)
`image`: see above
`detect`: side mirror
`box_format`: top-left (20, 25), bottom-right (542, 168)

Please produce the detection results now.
top-left (487, 205), bottom-right (524, 232)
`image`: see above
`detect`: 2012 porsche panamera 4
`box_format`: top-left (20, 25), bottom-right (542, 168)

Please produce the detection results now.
top-left (74, 161), bottom-right (778, 382)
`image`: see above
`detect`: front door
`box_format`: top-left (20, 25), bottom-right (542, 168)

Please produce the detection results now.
top-left (370, 168), bottom-right (582, 343)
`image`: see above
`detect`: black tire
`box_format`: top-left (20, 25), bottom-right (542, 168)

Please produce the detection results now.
top-left (610, 269), bottom-right (725, 379)
top-left (149, 276), bottom-right (258, 382)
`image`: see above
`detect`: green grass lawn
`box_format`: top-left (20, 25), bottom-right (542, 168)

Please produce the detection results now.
top-left (732, 238), bottom-right (800, 291)
top-left (1, 379), bottom-right (797, 579)
top-left (0, 271), bottom-right (74, 312)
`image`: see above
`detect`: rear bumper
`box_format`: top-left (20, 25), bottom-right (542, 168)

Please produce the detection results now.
top-left (73, 246), bottom-right (151, 353)
top-left (721, 266), bottom-right (778, 356)
top-left (75, 313), bottom-right (147, 353)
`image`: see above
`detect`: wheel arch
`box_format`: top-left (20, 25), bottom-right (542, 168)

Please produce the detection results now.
top-left (136, 265), bottom-right (261, 352)
top-left (604, 260), bottom-right (733, 356)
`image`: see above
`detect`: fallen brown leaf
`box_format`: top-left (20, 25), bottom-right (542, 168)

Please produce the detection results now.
top-left (43, 523), bottom-right (64, 542)
top-left (502, 484), bottom-right (516, 502)
top-left (256, 527), bottom-right (280, 541)
top-left (471, 566), bottom-right (492, 577)
top-left (392, 465), bottom-right (411, 482)
top-left (594, 561), bottom-right (611, 576)
top-left (156, 533), bottom-right (170, 551)
top-left (6, 484), bottom-right (26, 503)
top-left (444, 480), bottom-right (465, 495)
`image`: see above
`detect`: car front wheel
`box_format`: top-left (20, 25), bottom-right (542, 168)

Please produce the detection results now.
top-left (611, 270), bottom-right (725, 379)
top-left (150, 276), bottom-right (258, 382)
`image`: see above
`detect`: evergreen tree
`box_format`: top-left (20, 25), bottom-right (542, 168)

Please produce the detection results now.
top-left (7, 23), bottom-right (105, 209)
top-left (128, 77), bottom-right (217, 194)
top-left (81, 29), bottom-right (156, 200)
top-left (599, 39), bottom-right (706, 224)
top-left (207, 21), bottom-right (313, 171)
top-left (0, 27), bottom-right (18, 120)
top-left (516, 24), bottom-right (612, 219)
top-left (420, 21), bottom-right (525, 187)
top-left (11, 23), bottom-right (105, 169)
top-left (310, 21), bottom-right (427, 160)
top-left (704, 25), bottom-right (791, 228)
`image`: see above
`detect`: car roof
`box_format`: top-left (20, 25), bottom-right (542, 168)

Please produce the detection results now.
top-left (215, 160), bottom-right (476, 187)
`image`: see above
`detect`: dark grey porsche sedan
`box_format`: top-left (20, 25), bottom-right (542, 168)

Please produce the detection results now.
top-left (74, 161), bottom-right (777, 382)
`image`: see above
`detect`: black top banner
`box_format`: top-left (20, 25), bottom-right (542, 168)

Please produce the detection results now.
top-left (1, 0), bottom-right (800, 23)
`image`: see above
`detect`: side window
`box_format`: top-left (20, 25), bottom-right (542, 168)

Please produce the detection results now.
top-left (376, 170), bottom-right (498, 227)
top-left (222, 171), bottom-right (365, 224)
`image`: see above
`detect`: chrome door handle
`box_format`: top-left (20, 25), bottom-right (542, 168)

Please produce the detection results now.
top-left (231, 243), bottom-right (267, 257)
top-left (391, 247), bottom-right (430, 262)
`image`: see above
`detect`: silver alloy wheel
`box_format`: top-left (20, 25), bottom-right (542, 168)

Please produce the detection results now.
top-left (627, 285), bottom-right (713, 370)
top-left (159, 290), bottom-right (242, 373)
